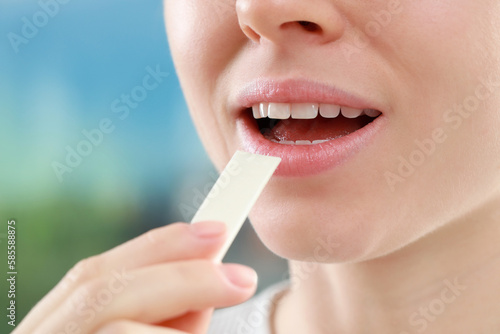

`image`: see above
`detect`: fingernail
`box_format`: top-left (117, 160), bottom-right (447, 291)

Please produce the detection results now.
top-left (220, 264), bottom-right (258, 289)
top-left (190, 221), bottom-right (227, 238)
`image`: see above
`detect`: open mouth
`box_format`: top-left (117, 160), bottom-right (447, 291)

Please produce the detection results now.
top-left (250, 103), bottom-right (382, 145)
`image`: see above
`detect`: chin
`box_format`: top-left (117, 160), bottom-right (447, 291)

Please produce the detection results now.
top-left (248, 189), bottom-right (408, 264)
top-left (246, 169), bottom-right (465, 264)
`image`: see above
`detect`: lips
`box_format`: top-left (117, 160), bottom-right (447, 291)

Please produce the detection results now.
top-left (233, 79), bottom-right (387, 177)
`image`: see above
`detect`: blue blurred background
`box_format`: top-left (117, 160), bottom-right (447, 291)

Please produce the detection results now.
top-left (0, 1), bottom-right (287, 331)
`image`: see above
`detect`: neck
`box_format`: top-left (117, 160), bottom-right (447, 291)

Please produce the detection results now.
top-left (274, 199), bottom-right (500, 334)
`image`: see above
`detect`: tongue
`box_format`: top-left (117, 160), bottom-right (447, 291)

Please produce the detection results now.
top-left (266, 116), bottom-right (366, 142)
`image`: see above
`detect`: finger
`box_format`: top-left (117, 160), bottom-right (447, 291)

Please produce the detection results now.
top-left (95, 320), bottom-right (188, 334)
top-left (39, 261), bottom-right (257, 333)
top-left (72, 221), bottom-right (228, 284)
top-left (100, 221), bottom-right (228, 269)
top-left (17, 221), bottom-right (227, 334)
top-left (158, 309), bottom-right (214, 334)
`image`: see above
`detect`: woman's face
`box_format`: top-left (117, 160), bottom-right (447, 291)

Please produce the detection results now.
top-left (165, 0), bottom-right (500, 262)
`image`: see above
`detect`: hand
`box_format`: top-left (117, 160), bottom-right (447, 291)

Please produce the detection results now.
top-left (14, 221), bottom-right (257, 334)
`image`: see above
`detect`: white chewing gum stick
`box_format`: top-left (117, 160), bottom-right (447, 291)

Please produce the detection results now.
top-left (191, 151), bottom-right (281, 263)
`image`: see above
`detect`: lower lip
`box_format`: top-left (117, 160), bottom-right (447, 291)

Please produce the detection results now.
top-left (236, 112), bottom-right (387, 177)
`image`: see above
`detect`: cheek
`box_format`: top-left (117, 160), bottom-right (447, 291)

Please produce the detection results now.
top-left (381, 1), bottom-right (500, 252)
top-left (166, 0), bottom-right (244, 86)
top-left (165, 0), bottom-right (245, 167)
top-left (388, 1), bottom-right (500, 193)
top-left (372, 1), bottom-right (500, 194)
top-left (372, 0), bottom-right (500, 94)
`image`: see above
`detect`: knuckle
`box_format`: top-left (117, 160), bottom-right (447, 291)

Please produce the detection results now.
top-left (143, 230), bottom-right (156, 246)
top-left (174, 259), bottom-right (218, 286)
top-left (143, 227), bottom-right (162, 245)
top-left (143, 222), bottom-right (187, 246)
top-left (71, 279), bottom-right (99, 303)
top-left (67, 277), bottom-right (113, 317)
top-left (65, 255), bottom-right (103, 286)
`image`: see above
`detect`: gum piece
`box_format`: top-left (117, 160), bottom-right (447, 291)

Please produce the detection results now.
top-left (191, 151), bottom-right (281, 262)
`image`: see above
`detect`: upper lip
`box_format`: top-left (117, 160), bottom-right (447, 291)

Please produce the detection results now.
top-left (233, 78), bottom-right (384, 116)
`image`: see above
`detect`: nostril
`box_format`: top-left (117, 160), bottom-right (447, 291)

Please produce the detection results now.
top-left (281, 20), bottom-right (323, 34)
top-left (242, 25), bottom-right (261, 42)
top-left (298, 21), bottom-right (321, 33)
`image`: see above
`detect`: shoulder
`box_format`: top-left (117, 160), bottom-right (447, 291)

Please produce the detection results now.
top-left (207, 281), bottom-right (289, 334)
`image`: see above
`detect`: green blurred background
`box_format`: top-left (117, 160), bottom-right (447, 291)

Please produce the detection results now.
top-left (0, 1), bottom-right (287, 332)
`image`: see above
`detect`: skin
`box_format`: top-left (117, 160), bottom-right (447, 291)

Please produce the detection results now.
top-left (14, 222), bottom-right (258, 334)
top-left (16, 0), bottom-right (500, 333)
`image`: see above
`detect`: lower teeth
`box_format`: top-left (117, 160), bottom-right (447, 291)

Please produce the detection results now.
top-left (270, 139), bottom-right (335, 145)
top-left (259, 114), bottom-right (371, 145)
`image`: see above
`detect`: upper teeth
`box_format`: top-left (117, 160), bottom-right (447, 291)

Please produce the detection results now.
top-left (252, 103), bottom-right (380, 119)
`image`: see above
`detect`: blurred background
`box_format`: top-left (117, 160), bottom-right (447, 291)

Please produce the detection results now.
top-left (0, 1), bottom-right (287, 331)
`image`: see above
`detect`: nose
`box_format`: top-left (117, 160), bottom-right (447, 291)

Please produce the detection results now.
top-left (236, 0), bottom-right (345, 45)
